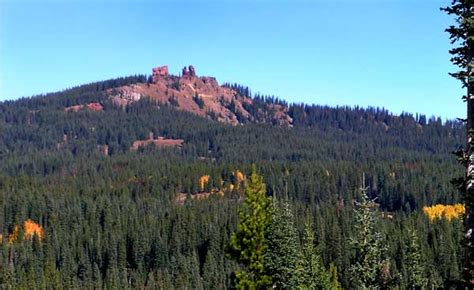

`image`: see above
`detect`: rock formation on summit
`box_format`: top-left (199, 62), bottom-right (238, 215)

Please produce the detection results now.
top-left (152, 66), bottom-right (169, 82)
top-left (182, 65), bottom-right (196, 78)
top-left (188, 65), bottom-right (196, 77)
top-left (107, 65), bottom-right (293, 127)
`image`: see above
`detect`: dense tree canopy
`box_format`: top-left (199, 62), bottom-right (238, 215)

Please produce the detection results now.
top-left (0, 75), bottom-right (466, 288)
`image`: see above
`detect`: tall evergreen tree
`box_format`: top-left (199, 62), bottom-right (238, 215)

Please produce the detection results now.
top-left (441, 1), bottom-right (474, 285)
top-left (350, 179), bottom-right (388, 288)
top-left (328, 263), bottom-right (342, 290)
top-left (202, 250), bottom-right (219, 289)
top-left (265, 200), bottom-right (300, 289)
top-left (404, 229), bottom-right (427, 289)
top-left (296, 222), bottom-right (331, 289)
top-left (227, 168), bottom-right (273, 289)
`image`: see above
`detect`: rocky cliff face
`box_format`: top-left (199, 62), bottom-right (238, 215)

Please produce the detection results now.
top-left (152, 65), bottom-right (169, 82)
top-left (108, 65), bottom-right (293, 127)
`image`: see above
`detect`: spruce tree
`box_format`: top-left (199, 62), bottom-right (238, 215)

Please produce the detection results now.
top-left (265, 200), bottom-right (300, 289)
top-left (202, 250), bottom-right (218, 289)
top-left (328, 263), bottom-right (342, 290)
top-left (296, 222), bottom-right (331, 289)
top-left (350, 179), bottom-right (388, 288)
top-left (227, 168), bottom-right (273, 289)
top-left (441, 0), bottom-right (474, 285)
top-left (404, 229), bottom-right (427, 289)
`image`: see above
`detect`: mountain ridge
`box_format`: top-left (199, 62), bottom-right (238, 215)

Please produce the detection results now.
top-left (107, 65), bottom-right (293, 127)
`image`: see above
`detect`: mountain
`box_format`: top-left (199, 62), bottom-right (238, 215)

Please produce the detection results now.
top-left (0, 67), bottom-right (466, 288)
top-left (107, 65), bottom-right (293, 126)
top-left (0, 66), bottom-right (465, 207)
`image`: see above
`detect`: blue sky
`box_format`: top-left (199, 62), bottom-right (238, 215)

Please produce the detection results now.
top-left (0, 0), bottom-right (464, 120)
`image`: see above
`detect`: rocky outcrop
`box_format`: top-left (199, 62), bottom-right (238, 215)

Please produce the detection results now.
top-left (110, 86), bottom-right (142, 107)
top-left (86, 103), bottom-right (104, 112)
top-left (182, 65), bottom-right (196, 78)
top-left (152, 66), bottom-right (168, 82)
top-left (188, 65), bottom-right (196, 77)
top-left (65, 102), bottom-right (103, 112)
top-left (64, 105), bottom-right (83, 112)
top-left (107, 65), bottom-right (293, 127)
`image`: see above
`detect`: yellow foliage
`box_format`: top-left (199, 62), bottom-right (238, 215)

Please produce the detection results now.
top-left (423, 204), bottom-right (465, 222)
top-left (199, 175), bottom-right (210, 191)
top-left (24, 219), bottom-right (44, 240)
top-left (8, 226), bottom-right (19, 244)
top-left (8, 219), bottom-right (44, 244)
top-left (234, 170), bottom-right (245, 183)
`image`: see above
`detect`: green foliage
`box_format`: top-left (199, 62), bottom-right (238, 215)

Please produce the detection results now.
top-left (328, 263), bottom-right (342, 290)
top-left (170, 79), bottom-right (180, 91)
top-left (265, 200), bottom-right (300, 288)
top-left (440, 0), bottom-right (474, 87)
top-left (193, 94), bottom-right (205, 109)
top-left (227, 168), bottom-right (273, 289)
top-left (350, 181), bottom-right (389, 289)
top-left (169, 95), bottom-right (179, 106)
top-left (404, 229), bottom-right (427, 288)
top-left (296, 222), bottom-right (331, 289)
top-left (0, 74), bottom-right (465, 288)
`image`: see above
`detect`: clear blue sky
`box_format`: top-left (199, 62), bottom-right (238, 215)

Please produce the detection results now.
top-left (0, 0), bottom-right (464, 120)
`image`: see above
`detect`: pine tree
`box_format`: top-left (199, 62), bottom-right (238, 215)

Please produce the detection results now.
top-left (441, 1), bottom-right (474, 285)
top-left (43, 258), bottom-right (61, 289)
top-left (227, 167), bottom-right (273, 289)
top-left (404, 229), bottom-right (427, 289)
top-left (328, 263), bottom-right (342, 290)
top-left (265, 200), bottom-right (300, 289)
top-left (350, 178), bottom-right (388, 288)
top-left (202, 250), bottom-right (218, 289)
top-left (296, 222), bottom-right (331, 289)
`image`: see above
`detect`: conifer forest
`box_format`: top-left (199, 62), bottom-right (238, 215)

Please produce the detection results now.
top-left (0, 72), bottom-right (466, 288)
top-left (0, 0), bottom-right (473, 289)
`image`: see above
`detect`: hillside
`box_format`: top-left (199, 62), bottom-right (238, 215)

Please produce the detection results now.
top-left (0, 70), bottom-right (466, 288)
top-left (0, 70), bottom-right (465, 208)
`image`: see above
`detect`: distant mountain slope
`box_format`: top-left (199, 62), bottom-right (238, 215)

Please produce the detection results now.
top-left (0, 66), bottom-right (465, 161)
top-left (0, 66), bottom-right (465, 212)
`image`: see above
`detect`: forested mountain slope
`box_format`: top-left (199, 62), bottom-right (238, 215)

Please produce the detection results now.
top-left (0, 70), bottom-right (465, 288)
top-left (0, 70), bottom-right (463, 210)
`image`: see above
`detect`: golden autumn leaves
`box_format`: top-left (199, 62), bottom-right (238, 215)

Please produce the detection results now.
top-left (422, 204), bottom-right (465, 222)
top-left (198, 170), bottom-right (245, 192)
top-left (6, 219), bottom-right (44, 244)
top-left (176, 170), bottom-right (246, 204)
top-left (198, 175), bottom-right (210, 192)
